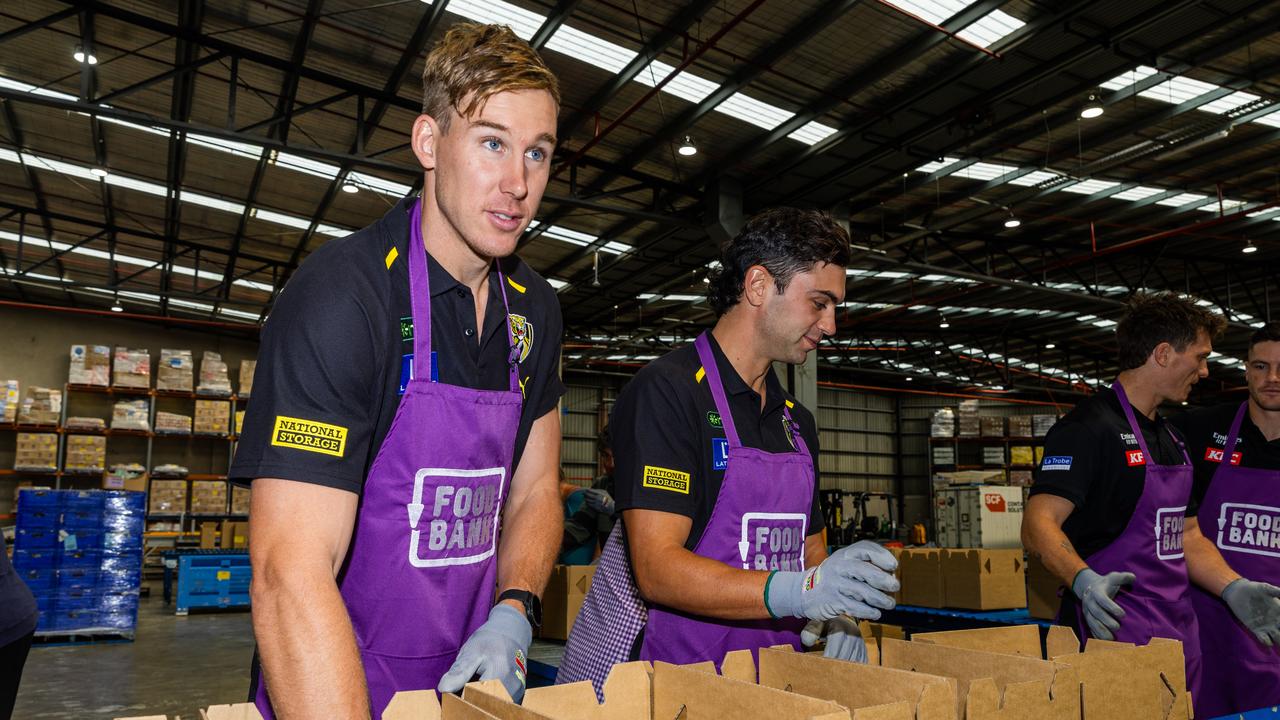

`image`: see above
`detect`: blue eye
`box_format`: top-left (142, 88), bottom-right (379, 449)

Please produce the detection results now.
top-left (484, 139), bottom-right (502, 151)
top-left (527, 148), bottom-right (547, 162)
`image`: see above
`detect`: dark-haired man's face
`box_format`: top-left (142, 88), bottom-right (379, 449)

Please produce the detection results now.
top-left (1247, 340), bottom-right (1280, 412)
top-left (761, 261), bottom-right (845, 364)
top-left (1162, 330), bottom-right (1212, 402)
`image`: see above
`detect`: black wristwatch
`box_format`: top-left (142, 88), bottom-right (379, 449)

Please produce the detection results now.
top-left (498, 589), bottom-right (542, 629)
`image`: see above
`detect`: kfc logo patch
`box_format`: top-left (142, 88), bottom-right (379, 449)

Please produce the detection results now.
top-left (1205, 448), bottom-right (1242, 465)
top-left (1126, 450), bottom-right (1146, 467)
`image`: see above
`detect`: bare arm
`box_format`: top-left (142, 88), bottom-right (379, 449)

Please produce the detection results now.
top-left (1022, 493), bottom-right (1089, 587)
top-left (1184, 516), bottom-right (1241, 596)
top-left (805, 532), bottom-right (827, 568)
top-left (496, 408), bottom-right (562, 608)
top-left (626, 508), bottom-right (773, 620)
top-left (249, 479), bottom-right (364, 719)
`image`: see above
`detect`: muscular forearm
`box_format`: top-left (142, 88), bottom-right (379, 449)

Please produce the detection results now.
top-left (497, 480), bottom-right (561, 602)
top-left (1185, 521), bottom-right (1241, 596)
top-left (1023, 510), bottom-right (1088, 587)
top-left (251, 567), bottom-right (368, 719)
top-left (633, 544), bottom-right (772, 620)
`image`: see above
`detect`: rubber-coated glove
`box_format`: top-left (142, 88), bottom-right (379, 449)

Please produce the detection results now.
top-left (1071, 568), bottom-right (1134, 641)
top-left (1222, 578), bottom-right (1280, 647)
top-left (765, 540), bottom-right (898, 621)
top-left (583, 488), bottom-right (615, 516)
top-left (438, 603), bottom-right (532, 703)
top-left (801, 616), bottom-right (868, 662)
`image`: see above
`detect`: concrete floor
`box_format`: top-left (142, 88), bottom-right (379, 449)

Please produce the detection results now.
top-left (14, 593), bottom-right (255, 719)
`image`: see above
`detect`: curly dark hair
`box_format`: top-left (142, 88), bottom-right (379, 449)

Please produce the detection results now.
top-left (706, 207), bottom-right (851, 316)
top-left (1116, 293), bottom-right (1227, 370)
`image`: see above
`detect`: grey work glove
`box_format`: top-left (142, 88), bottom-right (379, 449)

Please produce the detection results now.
top-left (1072, 568), bottom-right (1134, 641)
top-left (765, 540), bottom-right (898, 621)
top-left (438, 603), bottom-right (532, 703)
top-left (801, 616), bottom-right (868, 662)
top-left (583, 488), bottom-right (615, 516)
top-left (1222, 578), bottom-right (1280, 647)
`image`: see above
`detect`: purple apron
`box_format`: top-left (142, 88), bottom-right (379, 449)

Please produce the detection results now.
top-left (255, 199), bottom-right (523, 718)
top-left (557, 331), bottom-right (812, 697)
top-left (1068, 382), bottom-right (1202, 701)
top-left (1190, 401), bottom-right (1280, 717)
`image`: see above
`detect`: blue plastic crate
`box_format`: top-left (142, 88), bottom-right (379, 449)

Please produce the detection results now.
top-left (16, 507), bottom-right (58, 529)
top-left (52, 608), bottom-right (99, 631)
top-left (17, 567), bottom-right (56, 597)
top-left (101, 532), bottom-right (143, 554)
top-left (60, 490), bottom-right (104, 512)
top-left (59, 528), bottom-right (105, 551)
top-left (57, 586), bottom-right (103, 604)
top-left (98, 592), bottom-right (139, 614)
top-left (102, 514), bottom-right (145, 534)
top-left (12, 549), bottom-right (56, 570)
top-left (34, 599), bottom-right (56, 632)
top-left (17, 489), bottom-right (59, 511)
top-left (98, 571), bottom-right (142, 593)
top-left (57, 566), bottom-right (101, 588)
top-left (60, 509), bottom-right (104, 529)
top-left (15, 526), bottom-right (58, 550)
top-left (56, 548), bottom-right (103, 570)
top-left (102, 491), bottom-right (146, 515)
top-left (175, 553), bottom-right (252, 614)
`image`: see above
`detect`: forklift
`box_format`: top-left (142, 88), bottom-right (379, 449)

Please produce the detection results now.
top-left (819, 489), bottom-right (899, 547)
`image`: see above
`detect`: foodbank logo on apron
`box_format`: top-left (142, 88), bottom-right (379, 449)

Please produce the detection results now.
top-left (738, 512), bottom-right (807, 571)
top-left (509, 314), bottom-right (533, 364)
top-left (1215, 502), bottom-right (1280, 557)
top-left (1155, 506), bottom-right (1186, 560)
top-left (406, 467), bottom-right (506, 567)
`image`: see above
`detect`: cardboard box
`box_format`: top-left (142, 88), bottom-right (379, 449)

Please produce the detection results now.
top-left (191, 480), bottom-right (228, 514)
top-left (931, 445), bottom-right (956, 466)
top-left (102, 470), bottom-right (148, 493)
top-left (17, 386), bottom-right (61, 425)
top-left (540, 564), bottom-right (595, 640)
top-left (1007, 470), bottom-right (1033, 487)
top-left (940, 549), bottom-right (1026, 610)
top-left (1, 379), bottom-right (19, 423)
top-left (1025, 555), bottom-right (1062, 620)
top-left (933, 486), bottom-right (1024, 549)
top-left (1007, 416), bottom-right (1033, 438)
top-left (64, 434), bottom-right (107, 473)
top-left (194, 400), bottom-right (231, 435)
top-left (239, 360), bottom-right (256, 398)
top-left (979, 416), bottom-right (1005, 437)
top-left (15, 432), bottom-right (58, 471)
top-left (221, 520), bottom-right (249, 549)
top-left (111, 400), bottom-right (151, 431)
top-left (930, 408), bottom-right (955, 438)
top-left (899, 548), bottom-right (944, 608)
top-left (113, 347), bottom-right (151, 388)
top-left (199, 521), bottom-right (219, 549)
top-left (231, 485), bottom-right (251, 515)
top-left (155, 412), bottom-right (192, 434)
top-left (148, 479), bottom-right (188, 515)
top-left (1009, 446), bottom-right (1035, 466)
top-left (1032, 415), bottom-right (1057, 437)
top-left (69, 344), bottom-right (111, 386)
top-left (197, 351), bottom-right (232, 396)
top-left (908, 625), bottom-right (1193, 720)
top-left (981, 446), bottom-right (1005, 465)
top-left (156, 349), bottom-right (194, 392)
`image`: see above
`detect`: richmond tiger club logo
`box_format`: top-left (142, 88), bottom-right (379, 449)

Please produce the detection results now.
top-left (509, 314), bottom-right (534, 364)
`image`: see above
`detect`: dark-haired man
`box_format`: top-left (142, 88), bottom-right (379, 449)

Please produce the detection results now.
top-left (1022, 292), bottom-right (1226, 702)
top-left (1172, 324), bottom-right (1280, 717)
top-left (557, 208), bottom-right (900, 696)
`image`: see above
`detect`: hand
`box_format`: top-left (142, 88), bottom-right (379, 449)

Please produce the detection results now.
top-left (1072, 568), bottom-right (1134, 641)
top-left (438, 604), bottom-right (532, 703)
top-left (801, 616), bottom-right (867, 662)
top-left (583, 488), bottom-right (615, 515)
top-left (765, 541), bottom-right (898, 621)
top-left (1222, 578), bottom-right (1280, 647)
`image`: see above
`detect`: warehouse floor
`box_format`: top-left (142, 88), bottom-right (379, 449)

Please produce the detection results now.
top-left (14, 593), bottom-right (255, 719)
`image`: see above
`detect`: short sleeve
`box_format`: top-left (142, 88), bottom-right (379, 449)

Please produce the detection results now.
top-left (1028, 420), bottom-right (1097, 508)
top-left (513, 283), bottom-right (566, 471)
top-left (611, 370), bottom-right (700, 519)
top-left (229, 249), bottom-right (384, 494)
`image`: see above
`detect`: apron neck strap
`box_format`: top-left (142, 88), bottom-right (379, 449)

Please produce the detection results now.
top-left (1112, 381), bottom-right (1190, 465)
top-left (782, 404), bottom-right (811, 457)
top-left (1223, 401), bottom-right (1250, 456)
top-left (694, 332), bottom-right (741, 447)
top-left (408, 199), bottom-right (521, 394)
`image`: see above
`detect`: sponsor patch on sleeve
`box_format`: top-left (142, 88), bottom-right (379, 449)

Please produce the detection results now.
top-left (712, 437), bottom-right (729, 470)
top-left (1041, 455), bottom-right (1073, 471)
top-left (271, 416), bottom-right (348, 457)
top-left (642, 465), bottom-right (690, 494)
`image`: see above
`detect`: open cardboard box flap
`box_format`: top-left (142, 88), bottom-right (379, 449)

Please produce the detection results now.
top-left (879, 637), bottom-right (1079, 720)
top-left (908, 625), bottom-right (1192, 720)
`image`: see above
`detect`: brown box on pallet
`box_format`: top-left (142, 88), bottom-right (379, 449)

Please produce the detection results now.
top-left (0, 379), bottom-right (18, 423)
top-left (1007, 415), bottom-right (1034, 438)
top-left (979, 416), bottom-right (1005, 437)
top-left (199, 521), bottom-right (219, 549)
top-left (539, 564), bottom-right (594, 641)
top-left (898, 548), bottom-right (944, 608)
top-left (939, 549), bottom-right (1026, 610)
top-left (220, 521), bottom-right (249, 549)
top-left (102, 471), bottom-right (147, 493)
top-left (231, 485), bottom-right (251, 515)
top-left (239, 360), bottom-right (256, 398)
top-left (69, 344), bottom-right (111, 386)
top-left (908, 624), bottom-right (1193, 720)
top-left (15, 432), bottom-right (58, 471)
top-left (64, 435), bottom-right (107, 473)
top-left (156, 349), bottom-right (194, 392)
top-left (17, 386), bottom-right (61, 425)
top-left (191, 480), bottom-right (228, 514)
top-left (194, 400), bottom-right (231, 435)
top-left (148, 479), bottom-right (188, 515)
top-left (1026, 555), bottom-right (1062, 620)
top-left (112, 347), bottom-right (151, 388)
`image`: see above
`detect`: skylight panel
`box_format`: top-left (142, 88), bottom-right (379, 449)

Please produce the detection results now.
top-left (875, 271), bottom-right (911, 279)
top-left (1198, 91), bottom-right (1261, 115)
top-left (1111, 186), bottom-right (1164, 201)
top-left (546, 278), bottom-right (568, 290)
top-left (955, 10), bottom-right (1025, 48)
top-left (1139, 76), bottom-right (1218, 104)
top-left (718, 92), bottom-right (794, 131)
top-left (1253, 110), bottom-right (1280, 128)
top-left (636, 60), bottom-right (718, 105)
top-left (315, 224), bottom-right (351, 238)
top-left (1099, 65), bottom-right (1159, 92)
top-left (180, 191), bottom-right (245, 215)
top-left (1061, 179), bottom-right (1120, 195)
top-left (188, 134), bottom-right (262, 160)
top-left (446, 0), bottom-right (543, 38)
top-left (544, 25), bottom-right (635, 75)
top-left (346, 172), bottom-right (413, 198)
top-left (788, 121), bottom-right (838, 145)
top-left (253, 209), bottom-right (314, 231)
top-left (1155, 192), bottom-right (1208, 207)
top-left (1007, 169), bottom-right (1061, 186)
top-left (219, 308), bottom-right (262, 321)
top-left (1195, 199), bottom-right (1246, 213)
top-left (274, 152), bottom-right (340, 180)
top-left (0, 76), bottom-right (77, 101)
top-left (104, 173), bottom-right (170, 197)
top-left (20, 153), bottom-right (100, 182)
top-left (951, 161), bottom-right (1016, 181)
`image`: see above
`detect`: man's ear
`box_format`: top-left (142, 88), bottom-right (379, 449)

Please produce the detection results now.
top-left (743, 265), bottom-right (773, 308)
top-left (1152, 341), bottom-right (1173, 368)
top-left (411, 114), bottom-right (441, 171)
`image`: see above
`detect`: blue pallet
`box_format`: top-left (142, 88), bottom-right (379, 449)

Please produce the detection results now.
top-left (13, 549), bottom-right (56, 570)
top-left (15, 526), bottom-right (58, 550)
top-left (51, 609), bottom-right (99, 632)
top-left (175, 553), bottom-right (252, 614)
top-left (16, 508), bottom-right (58, 529)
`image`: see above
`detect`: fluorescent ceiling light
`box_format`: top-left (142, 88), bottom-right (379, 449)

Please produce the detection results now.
top-left (1007, 170), bottom-right (1061, 186)
top-left (951, 161), bottom-right (1016, 181)
top-left (1111, 186), bottom-right (1164, 201)
top-left (914, 157), bottom-right (959, 174)
top-left (1061, 179), bottom-right (1119, 195)
top-left (1155, 192), bottom-right (1208, 207)
top-left (1139, 76), bottom-right (1219, 104)
top-left (955, 10), bottom-right (1025, 48)
top-left (1199, 91), bottom-right (1261, 115)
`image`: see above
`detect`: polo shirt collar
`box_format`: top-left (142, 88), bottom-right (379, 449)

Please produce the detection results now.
top-left (704, 332), bottom-right (788, 415)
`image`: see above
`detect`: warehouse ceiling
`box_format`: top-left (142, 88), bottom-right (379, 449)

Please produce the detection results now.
top-left (2, 0), bottom-right (1279, 403)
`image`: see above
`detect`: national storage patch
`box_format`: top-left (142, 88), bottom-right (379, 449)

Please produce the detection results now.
top-left (271, 416), bottom-right (348, 457)
top-left (642, 465), bottom-right (690, 494)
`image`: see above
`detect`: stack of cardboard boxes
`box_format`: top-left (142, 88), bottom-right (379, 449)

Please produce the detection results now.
top-left (156, 349), bottom-right (194, 392)
top-left (15, 433), bottom-right (58, 471)
top-left (898, 548), bottom-right (1027, 610)
top-left (154, 411), bottom-right (192, 434)
top-left (191, 480), bottom-right (228, 514)
top-left (18, 387), bottom-right (61, 425)
top-left (148, 479), bottom-right (188, 515)
top-left (198, 520), bottom-right (250, 549)
top-left (197, 351), bottom-right (232, 396)
top-left (64, 435), bottom-right (107, 474)
top-left (112, 347), bottom-right (151, 388)
top-left (230, 485), bottom-right (251, 515)
top-left (68, 344), bottom-right (111, 386)
top-left (239, 359), bottom-right (256, 398)
top-left (1007, 415), bottom-right (1033, 438)
top-left (194, 400), bottom-right (230, 435)
top-left (539, 565), bottom-right (595, 641)
top-left (111, 400), bottom-right (151, 431)
top-left (1, 379), bottom-right (20, 422)
top-left (956, 400), bottom-right (981, 437)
